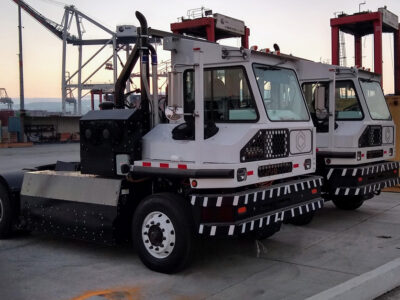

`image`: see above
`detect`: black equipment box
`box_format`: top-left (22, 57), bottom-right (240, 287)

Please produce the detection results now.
top-left (80, 109), bottom-right (146, 177)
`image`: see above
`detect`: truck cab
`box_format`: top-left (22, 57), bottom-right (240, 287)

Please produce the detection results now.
top-left (0, 12), bottom-right (323, 273)
top-left (297, 59), bottom-right (399, 209)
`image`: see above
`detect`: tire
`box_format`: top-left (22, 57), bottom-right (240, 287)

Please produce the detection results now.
top-left (332, 197), bottom-right (364, 210)
top-left (250, 222), bottom-right (281, 240)
top-left (132, 193), bottom-right (194, 273)
top-left (289, 211), bottom-right (315, 226)
top-left (0, 184), bottom-right (13, 239)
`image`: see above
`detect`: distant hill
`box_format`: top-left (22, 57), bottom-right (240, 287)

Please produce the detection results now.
top-left (12, 98), bottom-right (92, 114)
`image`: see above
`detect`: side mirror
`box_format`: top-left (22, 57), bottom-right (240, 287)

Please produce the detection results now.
top-left (165, 106), bottom-right (184, 121)
top-left (166, 71), bottom-right (184, 121)
top-left (315, 85), bottom-right (328, 120)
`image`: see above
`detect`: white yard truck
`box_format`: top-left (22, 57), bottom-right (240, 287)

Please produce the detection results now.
top-left (296, 59), bottom-right (399, 209)
top-left (0, 12), bottom-right (323, 273)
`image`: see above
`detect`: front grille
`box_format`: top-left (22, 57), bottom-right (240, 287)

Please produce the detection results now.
top-left (367, 150), bottom-right (384, 159)
top-left (359, 126), bottom-right (382, 148)
top-left (240, 129), bottom-right (289, 162)
top-left (258, 162), bottom-right (293, 177)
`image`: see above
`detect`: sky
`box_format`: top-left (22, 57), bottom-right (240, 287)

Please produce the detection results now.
top-left (1, 0), bottom-right (400, 102)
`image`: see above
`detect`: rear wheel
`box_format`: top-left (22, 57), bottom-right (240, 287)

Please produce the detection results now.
top-left (289, 211), bottom-right (315, 226)
top-left (0, 184), bottom-right (13, 239)
top-left (332, 196), bottom-right (364, 210)
top-left (132, 193), bottom-right (194, 273)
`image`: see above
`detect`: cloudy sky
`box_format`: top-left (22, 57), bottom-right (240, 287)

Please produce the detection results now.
top-left (1, 0), bottom-right (400, 101)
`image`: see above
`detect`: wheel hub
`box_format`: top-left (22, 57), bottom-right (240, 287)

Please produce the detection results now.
top-left (142, 211), bottom-right (176, 259)
top-left (148, 225), bottom-right (163, 246)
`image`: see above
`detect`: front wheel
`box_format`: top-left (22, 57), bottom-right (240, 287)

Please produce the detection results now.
top-left (249, 222), bottom-right (282, 240)
top-left (332, 197), bottom-right (364, 210)
top-left (132, 193), bottom-right (194, 273)
top-left (0, 184), bottom-right (13, 239)
top-left (288, 211), bottom-right (315, 226)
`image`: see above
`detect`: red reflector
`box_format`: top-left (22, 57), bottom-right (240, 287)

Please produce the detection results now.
top-left (237, 206), bottom-right (247, 214)
top-left (178, 164), bottom-right (187, 170)
top-left (311, 188), bottom-right (318, 195)
top-left (384, 151), bottom-right (387, 154)
top-left (191, 180), bottom-right (198, 188)
top-left (142, 162), bottom-right (151, 167)
top-left (293, 163), bottom-right (299, 168)
top-left (394, 170), bottom-right (398, 174)
top-left (247, 170), bottom-right (254, 176)
top-left (358, 177), bottom-right (363, 182)
top-left (160, 163), bottom-right (169, 168)
top-left (361, 153), bottom-right (365, 157)
top-left (193, 47), bottom-right (201, 51)
top-left (316, 148), bottom-right (319, 152)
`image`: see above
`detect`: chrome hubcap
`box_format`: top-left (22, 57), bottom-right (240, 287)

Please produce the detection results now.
top-left (142, 211), bottom-right (175, 259)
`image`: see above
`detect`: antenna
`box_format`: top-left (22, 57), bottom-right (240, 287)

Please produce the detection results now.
top-left (359, 1), bottom-right (366, 13)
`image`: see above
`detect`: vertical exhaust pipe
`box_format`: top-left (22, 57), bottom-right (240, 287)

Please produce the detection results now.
top-left (148, 44), bottom-right (159, 126)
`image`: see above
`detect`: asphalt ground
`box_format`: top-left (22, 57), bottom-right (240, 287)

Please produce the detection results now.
top-left (0, 144), bottom-right (400, 300)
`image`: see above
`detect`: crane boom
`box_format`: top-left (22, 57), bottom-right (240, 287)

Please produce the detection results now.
top-left (11, 0), bottom-right (68, 40)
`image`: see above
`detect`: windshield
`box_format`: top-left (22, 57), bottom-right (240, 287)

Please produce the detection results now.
top-left (360, 80), bottom-right (391, 120)
top-left (253, 64), bottom-right (309, 121)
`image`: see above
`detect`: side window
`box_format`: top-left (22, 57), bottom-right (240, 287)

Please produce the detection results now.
top-left (335, 81), bottom-right (363, 120)
top-left (302, 82), bottom-right (329, 114)
top-left (302, 82), bottom-right (329, 132)
top-left (204, 67), bottom-right (258, 122)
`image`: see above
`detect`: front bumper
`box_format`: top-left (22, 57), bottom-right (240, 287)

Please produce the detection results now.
top-left (189, 175), bottom-right (324, 237)
top-left (323, 161), bottom-right (399, 197)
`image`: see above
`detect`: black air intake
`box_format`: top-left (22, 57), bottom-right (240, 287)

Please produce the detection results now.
top-left (359, 125), bottom-right (382, 148)
top-left (240, 129), bottom-right (289, 162)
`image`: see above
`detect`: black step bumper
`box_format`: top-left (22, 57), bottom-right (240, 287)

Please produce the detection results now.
top-left (189, 175), bottom-right (324, 237)
top-left (323, 161), bottom-right (399, 198)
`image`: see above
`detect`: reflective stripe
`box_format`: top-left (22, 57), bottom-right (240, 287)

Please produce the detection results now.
top-left (352, 169), bottom-right (357, 176)
top-left (345, 188), bottom-right (350, 196)
top-left (250, 221), bottom-right (254, 231)
top-left (244, 194), bottom-right (249, 205)
top-left (355, 188), bottom-right (360, 195)
top-left (216, 197), bottom-right (222, 207)
top-left (327, 169), bottom-right (333, 180)
top-left (210, 226), bottom-right (216, 236)
top-left (335, 188), bottom-right (340, 195)
top-left (233, 196), bottom-right (239, 206)
top-left (199, 225), bottom-right (204, 234)
top-left (228, 225), bottom-right (235, 236)
top-left (191, 196), bottom-right (196, 205)
top-left (203, 197), bottom-right (208, 207)
top-left (342, 169), bottom-right (347, 176)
